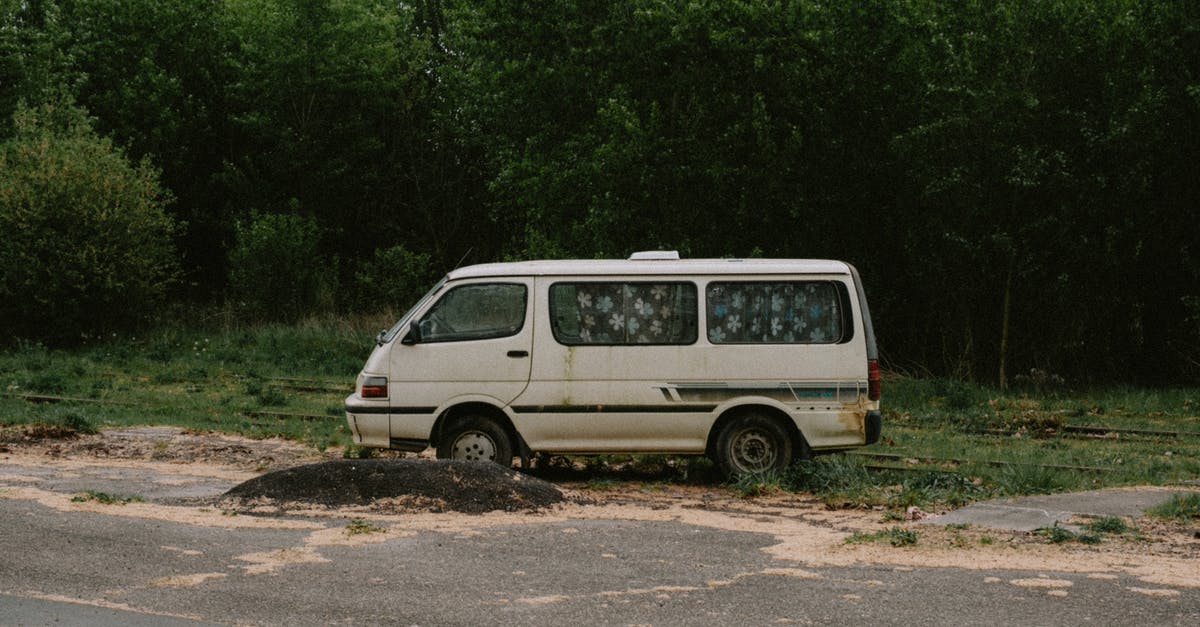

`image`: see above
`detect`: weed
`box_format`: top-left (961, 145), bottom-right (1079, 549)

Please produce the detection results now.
top-left (979, 536), bottom-right (995, 545)
top-left (1032, 523), bottom-right (1101, 544)
top-left (890, 471), bottom-right (985, 508)
top-left (1147, 493), bottom-right (1200, 523)
top-left (71, 490), bottom-right (143, 505)
top-left (787, 455), bottom-right (883, 505)
top-left (846, 526), bottom-right (919, 547)
top-left (585, 478), bottom-right (618, 491)
top-left (345, 519), bottom-right (385, 535)
top-left (47, 409), bottom-right (98, 435)
top-left (343, 445), bottom-right (378, 459)
top-left (629, 454), bottom-right (672, 475)
top-left (1084, 516), bottom-right (1129, 535)
top-left (26, 371), bottom-right (68, 394)
top-left (994, 462), bottom-right (1082, 496)
top-left (933, 379), bottom-right (986, 411)
top-left (731, 470), bottom-right (785, 498)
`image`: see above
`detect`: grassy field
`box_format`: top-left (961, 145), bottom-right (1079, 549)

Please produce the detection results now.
top-left (2, 320), bottom-right (1198, 508)
top-left (0, 318), bottom-right (383, 451)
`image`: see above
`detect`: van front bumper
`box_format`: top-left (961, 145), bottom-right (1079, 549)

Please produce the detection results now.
top-left (345, 395), bottom-right (392, 448)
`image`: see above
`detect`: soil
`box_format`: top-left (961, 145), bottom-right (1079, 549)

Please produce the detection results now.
top-left (0, 424), bottom-right (324, 470)
top-left (222, 458), bottom-right (566, 514)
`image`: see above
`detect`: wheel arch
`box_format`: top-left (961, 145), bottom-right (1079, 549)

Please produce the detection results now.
top-left (431, 402), bottom-right (528, 456)
top-left (705, 403), bottom-right (811, 460)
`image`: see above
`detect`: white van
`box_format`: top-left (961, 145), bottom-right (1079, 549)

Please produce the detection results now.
top-left (345, 253), bottom-right (881, 477)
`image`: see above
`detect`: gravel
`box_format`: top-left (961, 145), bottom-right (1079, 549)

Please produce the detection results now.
top-left (223, 458), bottom-right (566, 514)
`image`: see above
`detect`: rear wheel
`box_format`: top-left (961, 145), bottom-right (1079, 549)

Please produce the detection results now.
top-left (436, 414), bottom-right (513, 466)
top-left (712, 413), bottom-right (794, 478)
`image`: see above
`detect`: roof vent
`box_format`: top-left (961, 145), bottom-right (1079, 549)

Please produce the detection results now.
top-left (629, 250), bottom-right (680, 261)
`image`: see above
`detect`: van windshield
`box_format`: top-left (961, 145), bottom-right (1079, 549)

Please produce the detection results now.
top-left (379, 277), bottom-right (447, 344)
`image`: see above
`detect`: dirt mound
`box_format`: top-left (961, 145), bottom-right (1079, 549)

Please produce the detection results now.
top-left (224, 458), bottom-right (565, 514)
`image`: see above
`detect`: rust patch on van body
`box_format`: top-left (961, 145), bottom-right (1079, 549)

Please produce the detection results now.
top-left (836, 396), bottom-right (870, 438)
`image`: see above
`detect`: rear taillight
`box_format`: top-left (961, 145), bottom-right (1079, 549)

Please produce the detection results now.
top-left (361, 376), bottom-right (388, 399)
top-left (867, 359), bottom-right (880, 401)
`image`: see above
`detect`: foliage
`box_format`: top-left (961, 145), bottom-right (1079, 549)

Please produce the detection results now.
top-left (227, 212), bottom-right (336, 322)
top-left (0, 98), bottom-right (178, 344)
top-left (354, 245), bottom-right (435, 312)
top-left (1, 0), bottom-right (1199, 381)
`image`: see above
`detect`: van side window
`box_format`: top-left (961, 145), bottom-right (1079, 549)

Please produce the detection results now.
top-left (550, 282), bottom-right (698, 345)
top-left (417, 283), bottom-right (527, 342)
top-left (706, 282), bottom-right (845, 344)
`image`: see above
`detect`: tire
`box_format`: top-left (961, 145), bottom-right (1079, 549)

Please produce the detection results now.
top-left (712, 413), bottom-right (794, 478)
top-left (436, 414), bottom-right (514, 466)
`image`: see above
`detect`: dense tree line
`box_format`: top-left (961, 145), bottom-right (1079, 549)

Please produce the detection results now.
top-left (1, 0), bottom-right (1197, 384)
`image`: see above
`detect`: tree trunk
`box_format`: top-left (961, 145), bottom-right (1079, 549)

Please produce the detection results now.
top-left (998, 262), bottom-right (1013, 390)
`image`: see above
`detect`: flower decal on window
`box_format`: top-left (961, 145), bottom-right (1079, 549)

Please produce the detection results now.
top-left (551, 283), bottom-right (697, 345)
top-left (707, 281), bottom-right (841, 344)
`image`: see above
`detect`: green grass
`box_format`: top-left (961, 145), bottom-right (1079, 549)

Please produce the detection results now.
top-left (730, 470), bottom-right (787, 498)
top-left (71, 490), bottom-right (144, 505)
top-left (868, 377), bottom-right (1200, 501)
top-left (1146, 493), bottom-right (1200, 523)
top-left (345, 519), bottom-right (386, 535)
top-left (1083, 516), bottom-right (1130, 535)
top-left (0, 316), bottom-right (383, 447)
top-left (2, 331), bottom-right (1198, 510)
top-left (846, 527), bottom-right (920, 547)
top-left (1032, 523), bottom-right (1103, 545)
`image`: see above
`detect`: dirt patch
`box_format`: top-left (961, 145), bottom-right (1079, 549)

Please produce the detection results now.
top-left (0, 423), bottom-right (83, 444)
top-left (221, 458), bottom-right (566, 514)
top-left (3, 425), bottom-right (322, 471)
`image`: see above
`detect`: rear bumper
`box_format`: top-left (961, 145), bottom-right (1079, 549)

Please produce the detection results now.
top-left (865, 410), bottom-right (882, 445)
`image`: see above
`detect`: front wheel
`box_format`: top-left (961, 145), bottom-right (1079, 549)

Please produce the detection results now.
top-left (436, 414), bottom-right (514, 466)
top-left (712, 413), bottom-right (794, 478)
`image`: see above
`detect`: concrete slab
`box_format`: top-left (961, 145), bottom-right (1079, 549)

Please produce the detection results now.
top-left (923, 486), bottom-right (1200, 532)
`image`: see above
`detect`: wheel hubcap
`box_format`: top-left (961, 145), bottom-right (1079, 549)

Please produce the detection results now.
top-left (451, 432), bottom-right (497, 462)
top-left (731, 429), bottom-right (776, 472)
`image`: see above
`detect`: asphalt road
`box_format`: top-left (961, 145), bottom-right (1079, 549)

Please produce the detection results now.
top-left (1, 448), bottom-right (1198, 626)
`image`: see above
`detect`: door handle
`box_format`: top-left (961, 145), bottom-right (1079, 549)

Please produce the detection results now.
top-left (507, 350), bottom-right (529, 358)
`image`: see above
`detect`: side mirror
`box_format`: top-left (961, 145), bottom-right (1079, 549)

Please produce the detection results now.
top-left (401, 320), bottom-right (422, 345)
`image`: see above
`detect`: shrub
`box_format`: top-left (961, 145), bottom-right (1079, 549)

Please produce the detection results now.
top-left (0, 99), bottom-right (178, 344)
top-left (227, 212), bottom-right (336, 322)
top-left (354, 244), bottom-right (435, 312)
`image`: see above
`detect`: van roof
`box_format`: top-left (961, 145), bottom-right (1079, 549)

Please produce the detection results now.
top-left (446, 258), bottom-right (853, 280)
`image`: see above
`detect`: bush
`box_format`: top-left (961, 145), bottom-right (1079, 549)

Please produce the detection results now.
top-left (0, 99), bottom-right (178, 344)
top-left (227, 212), bottom-right (336, 322)
top-left (354, 244), bottom-right (435, 312)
